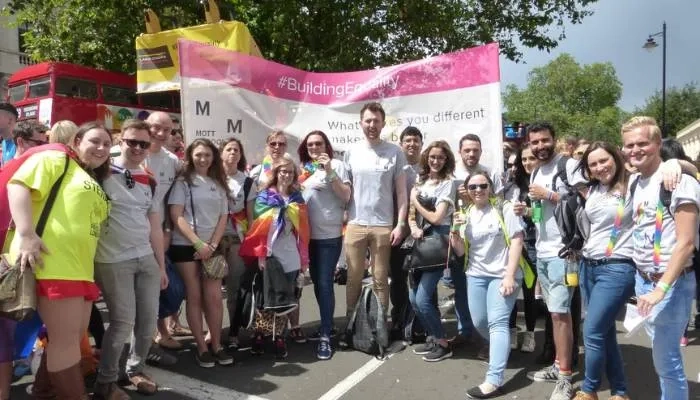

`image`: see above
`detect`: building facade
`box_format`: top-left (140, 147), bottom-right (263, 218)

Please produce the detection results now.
top-left (0, 0), bottom-right (34, 96)
top-left (677, 118), bottom-right (700, 162)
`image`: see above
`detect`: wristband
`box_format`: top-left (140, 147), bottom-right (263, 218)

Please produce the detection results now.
top-left (193, 240), bottom-right (205, 251)
top-left (397, 221), bottom-right (406, 227)
top-left (325, 171), bottom-right (337, 183)
top-left (657, 281), bottom-right (671, 293)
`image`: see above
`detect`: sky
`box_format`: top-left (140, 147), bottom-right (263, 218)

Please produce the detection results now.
top-left (499, 0), bottom-right (699, 112)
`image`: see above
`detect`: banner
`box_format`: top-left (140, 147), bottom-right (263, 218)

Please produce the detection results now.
top-left (136, 21), bottom-right (261, 93)
top-left (179, 39), bottom-right (503, 172)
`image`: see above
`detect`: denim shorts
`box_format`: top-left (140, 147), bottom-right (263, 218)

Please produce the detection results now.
top-left (537, 256), bottom-right (574, 313)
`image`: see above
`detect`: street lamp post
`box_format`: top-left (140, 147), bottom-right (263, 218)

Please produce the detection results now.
top-left (643, 22), bottom-right (667, 137)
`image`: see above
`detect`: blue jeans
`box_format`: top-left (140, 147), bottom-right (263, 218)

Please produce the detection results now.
top-left (636, 270), bottom-right (696, 400)
top-left (449, 261), bottom-right (473, 337)
top-left (309, 237), bottom-right (343, 337)
top-left (467, 275), bottom-right (520, 387)
top-left (579, 259), bottom-right (635, 395)
top-left (409, 268), bottom-right (445, 339)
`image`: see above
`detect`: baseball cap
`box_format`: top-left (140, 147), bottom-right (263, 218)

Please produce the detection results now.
top-left (0, 103), bottom-right (18, 118)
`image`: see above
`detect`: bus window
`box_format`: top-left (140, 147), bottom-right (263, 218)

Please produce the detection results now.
top-left (28, 77), bottom-right (50, 98)
top-left (139, 92), bottom-right (172, 109)
top-left (102, 85), bottom-right (138, 105)
top-left (9, 84), bottom-right (27, 102)
top-left (55, 77), bottom-right (97, 99)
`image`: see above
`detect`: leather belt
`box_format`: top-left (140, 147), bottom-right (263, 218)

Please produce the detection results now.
top-left (638, 267), bottom-right (694, 283)
top-left (581, 257), bottom-right (635, 267)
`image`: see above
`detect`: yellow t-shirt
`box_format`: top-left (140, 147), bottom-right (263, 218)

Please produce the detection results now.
top-left (8, 150), bottom-right (109, 282)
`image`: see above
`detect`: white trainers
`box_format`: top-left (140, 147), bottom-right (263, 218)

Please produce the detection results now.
top-left (510, 328), bottom-right (518, 350)
top-left (521, 331), bottom-right (536, 353)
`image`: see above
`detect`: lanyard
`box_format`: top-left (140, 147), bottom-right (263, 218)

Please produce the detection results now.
top-left (604, 196), bottom-right (625, 257)
top-left (653, 200), bottom-right (664, 267)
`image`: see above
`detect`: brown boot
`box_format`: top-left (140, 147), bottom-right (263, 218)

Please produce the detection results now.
top-left (93, 381), bottom-right (130, 400)
top-left (48, 363), bottom-right (88, 400)
top-left (32, 351), bottom-right (55, 399)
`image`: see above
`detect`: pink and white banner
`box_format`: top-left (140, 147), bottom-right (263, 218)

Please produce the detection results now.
top-left (179, 39), bottom-right (503, 170)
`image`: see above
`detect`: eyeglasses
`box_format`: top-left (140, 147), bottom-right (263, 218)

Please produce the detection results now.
top-left (124, 139), bottom-right (151, 150)
top-left (124, 169), bottom-right (135, 189)
top-left (278, 169), bottom-right (293, 175)
top-left (25, 138), bottom-right (47, 146)
top-left (306, 141), bottom-right (324, 148)
top-left (428, 155), bottom-right (446, 161)
top-left (268, 141), bottom-right (287, 148)
top-left (575, 151), bottom-right (585, 156)
top-left (467, 183), bottom-right (489, 191)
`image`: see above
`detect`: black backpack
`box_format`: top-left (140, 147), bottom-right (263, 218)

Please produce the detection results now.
top-left (344, 285), bottom-right (389, 358)
top-left (629, 173), bottom-right (700, 272)
top-left (533, 157), bottom-right (587, 258)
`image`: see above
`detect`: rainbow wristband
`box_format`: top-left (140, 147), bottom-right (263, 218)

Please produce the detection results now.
top-left (657, 281), bottom-right (671, 293)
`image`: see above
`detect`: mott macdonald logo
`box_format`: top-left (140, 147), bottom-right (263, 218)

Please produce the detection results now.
top-left (276, 76), bottom-right (400, 98)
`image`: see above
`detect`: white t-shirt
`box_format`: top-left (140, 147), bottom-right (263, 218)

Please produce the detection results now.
top-left (301, 159), bottom-right (350, 240)
top-left (268, 215), bottom-right (301, 273)
top-left (344, 140), bottom-right (407, 226)
top-left (224, 171), bottom-right (249, 238)
top-left (462, 202), bottom-right (524, 279)
top-left (454, 163), bottom-right (504, 197)
top-left (144, 148), bottom-right (181, 222)
top-left (581, 184), bottom-right (634, 260)
top-left (630, 170), bottom-right (700, 273)
top-left (414, 178), bottom-right (455, 226)
top-left (530, 155), bottom-right (587, 258)
top-left (168, 175), bottom-right (228, 246)
top-left (95, 165), bottom-right (156, 263)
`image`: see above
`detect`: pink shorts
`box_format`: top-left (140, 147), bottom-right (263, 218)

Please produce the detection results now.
top-left (36, 280), bottom-right (100, 301)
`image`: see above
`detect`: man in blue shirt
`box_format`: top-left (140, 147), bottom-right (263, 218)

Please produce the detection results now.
top-left (0, 103), bottom-right (19, 166)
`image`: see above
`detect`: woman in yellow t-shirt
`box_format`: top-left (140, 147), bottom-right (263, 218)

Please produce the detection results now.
top-left (8, 122), bottom-right (111, 399)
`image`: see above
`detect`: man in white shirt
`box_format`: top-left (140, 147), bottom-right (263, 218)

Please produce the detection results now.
top-left (343, 102), bottom-right (408, 321)
top-left (516, 122), bottom-right (585, 400)
top-left (455, 134), bottom-right (503, 198)
top-left (623, 116), bottom-right (699, 400)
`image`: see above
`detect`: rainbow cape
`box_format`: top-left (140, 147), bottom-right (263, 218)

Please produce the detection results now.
top-left (261, 155), bottom-right (274, 181)
top-left (239, 188), bottom-right (310, 267)
top-left (230, 209), bottom-right (249, 238)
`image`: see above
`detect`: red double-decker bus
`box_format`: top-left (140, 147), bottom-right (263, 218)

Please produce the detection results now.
top-left (6, 62), bottom-right (180, 130)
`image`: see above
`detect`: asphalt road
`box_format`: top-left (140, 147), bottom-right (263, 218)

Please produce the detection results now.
top-left (10, 282), bottom-right (700, 400)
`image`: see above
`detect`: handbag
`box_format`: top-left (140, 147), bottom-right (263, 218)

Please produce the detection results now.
top-left (403, 219), bottom-right (454, 272)
top-left (0, 155), bottom-right (69, 321)
top-left (188, 183), bottom-right (229, 280)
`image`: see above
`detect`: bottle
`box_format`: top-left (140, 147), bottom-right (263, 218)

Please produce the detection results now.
top-left (564, 258), bottom-right (579, 287)
top-left (530, 194), bottom-right (542, 223)
top-left (451, 199), bottom-right (466, 233)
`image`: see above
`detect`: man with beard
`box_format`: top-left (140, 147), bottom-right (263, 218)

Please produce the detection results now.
top-left (0, 103), bottom-right (18, 166)
top-left (517, 122), bottom-right (585, 400)
top-left (389, 126), bottom-right (422, 339)
top-left (455, 134), bottom-right (503, 198)
top-left (342, 102), bottom-right (408, 330)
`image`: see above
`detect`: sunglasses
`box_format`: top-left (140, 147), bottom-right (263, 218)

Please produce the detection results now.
top-left (124, 169), bottom-right (135, 189)
top-left (268, 141), bottom-right (287, 148)
top-left (306, 141), bottom-right (324, 148)
top-left (124, 139), bottom-right (151, 150)
top-left (467, 183), bottom-right (489, 191)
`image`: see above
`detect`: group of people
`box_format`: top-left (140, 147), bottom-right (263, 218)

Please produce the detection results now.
top-left (0, 99), bottom-right (698, 400)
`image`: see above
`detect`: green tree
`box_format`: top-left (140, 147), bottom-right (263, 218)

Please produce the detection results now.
top-left (634, 83), bottom-right (700, 137)
top-left (503, 53), bottom-right (626, 143)
top-left (4, 0), bottom-right (599, 73)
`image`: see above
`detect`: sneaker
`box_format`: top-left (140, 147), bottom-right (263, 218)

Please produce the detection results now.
top-left (573, 391), bottom-right (598, 400)
top-left (528, 364), bottom-right (559, 382)
top-left (145, 345), bottom-right (177, 366)
top-left (422, 343), bottom-right (452, 362)
top-left (275, 337), bottom-right (288, 359)
top-left (195, 351), bottom-right (216, 368)
top-left (448, 333), bottom-right (475, 347)
top-left (316, 338), bottom-right (333, 360)
top-left (251, 334), bottom-right (264, 355)
top-left (129, 372), bottom-right (157, 395)
top-left (521, 331), bottom-right (536, 353)
top-left (412, 338), bottom-right (436, 355)
top-left (680, 336), bottom-right (689, 347)
top-left (227, 336), bottom-right (239, 350)
top-left (289, 327), bottom-right (307, 344)
top-left (510, 328), bottom-right (518, 350)
top-left (309, 328), bottom-right (337, 341)
top-left (213, 348), bottom-right (234, 365)
top-left (338, 332), bottom-right (350, 350)
top-left (549, 378), bottom-right (573, 400)
top-left (466, 382), bottom-right (501, 399)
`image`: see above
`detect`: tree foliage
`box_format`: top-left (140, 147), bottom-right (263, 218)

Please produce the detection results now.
top-left (634, 83), bottom-right (700, 137)
top-left (4, 0), bottom-right (599, 73)
top-left (503, 53), bottom-right (627, 143)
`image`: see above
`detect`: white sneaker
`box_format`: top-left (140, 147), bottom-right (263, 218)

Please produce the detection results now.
top-left (510, 328), bottom-right (518, 350)
top-left (521, 331), bottom-right (536, 353)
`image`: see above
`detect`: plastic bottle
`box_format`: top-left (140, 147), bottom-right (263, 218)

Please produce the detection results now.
top-left (530, 194), bottom-right (542, 223)
top-left (564, 259), bottom-right (579, 287)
